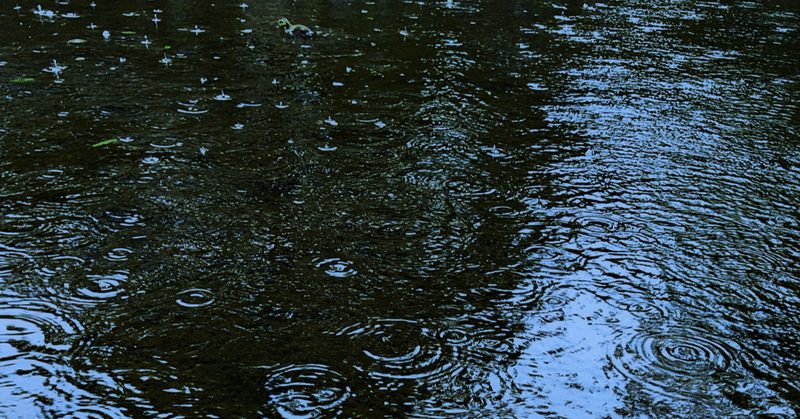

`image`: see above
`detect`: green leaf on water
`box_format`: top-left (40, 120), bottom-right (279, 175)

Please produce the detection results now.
top-left (68, 38), bottom-right (87, 44)
top-left (9, 78), bottom-right (35, 83)
top-left (122, 31), bottom-right (136, 35)
top-left (92, 138), bottom-right (118, 147)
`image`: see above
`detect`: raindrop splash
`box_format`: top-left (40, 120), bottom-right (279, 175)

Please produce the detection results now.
top-left (263, 364), bottom-right (350, 419)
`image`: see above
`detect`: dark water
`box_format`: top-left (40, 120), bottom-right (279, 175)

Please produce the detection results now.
top-left (1, 0), bottom-right (799, 417)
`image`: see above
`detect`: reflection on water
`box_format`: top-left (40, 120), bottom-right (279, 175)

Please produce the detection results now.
top-left (262, 363), bottom-right (350, 419)
top-left (1, 0), bottom-right (799, 417)
top-left (335, 318), bottom-right (459, 381)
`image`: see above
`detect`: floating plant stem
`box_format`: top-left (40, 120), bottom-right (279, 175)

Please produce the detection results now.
top-left (92, 139), bottom-right (118, 147)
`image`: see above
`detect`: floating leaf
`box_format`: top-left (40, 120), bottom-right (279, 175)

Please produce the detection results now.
top-left (9, 78), bottom-right (35, 83)
top-left (122, 30), bottom-right (136, 35)
top-left (92, 138), bottom-right (118, 147)
top-left (68, 38), bottom-right (87, 44)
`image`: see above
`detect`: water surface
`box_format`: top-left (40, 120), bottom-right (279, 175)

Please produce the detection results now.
top-left (1, 0), bottom-right (799, 417)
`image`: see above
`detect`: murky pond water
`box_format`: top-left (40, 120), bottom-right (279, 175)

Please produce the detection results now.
top-left (2, 0), bottom-right (799, 417)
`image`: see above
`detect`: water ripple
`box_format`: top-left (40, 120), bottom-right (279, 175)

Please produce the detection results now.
top-left (104, 248), bottom-right (133, 262)
top-left (45, 401), bottom-right (130, 419)
top-left (336, 318), bottom-right (459, 382)
top-left (572, 212), bottom-right (625, 238)
top-left (0, 297), bottom-right (81, 354)
top-left (616, 296), bottom-right (673, 319)
top-left (524, 284), bottom-right (579, 325)
top-left (35, 255), bottom-right (85, 277)
top-left (263, 364), bottom-right (350, 419)
top-left (0, 246), bottom-right (34, 278)
top-left (76, 272), bottom-right (128, 302)
top-left (609, 325), bottom-right (748, 401)
top-left (312, 258), bottom-right (357, 278)
top-left (175, 288), bottom-right (215, 308)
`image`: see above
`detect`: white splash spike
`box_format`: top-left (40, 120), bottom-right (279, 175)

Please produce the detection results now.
top-left (44, 60), bottom-right (67, 78)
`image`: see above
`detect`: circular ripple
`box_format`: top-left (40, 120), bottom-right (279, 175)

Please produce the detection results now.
top-left (76, 273), bottom-right (127, 302)
top-left (35, 217), bottom-right (95, 250)
top-left (616, 297), bottom-right (673, 319)
top-left (313, 258), bottom-right (357, 278)
top-left (437, 326), bottom-right (469, 346)
top-left (35, 255), bottom-right (85, 277)
top-left (264, 364), bottom-right (349, 419)
top-left (105, 248), bottom-right (133, 262)
top-left (336, 318), bottom-right (458, 381)
top-left (572, 213), bottom-right (624, 239)
top-left (57, 406), bottom-right (129, 419)
top-left (0, 298), bottom-right (82, 353)
top-left (176, 288), bottom-right (215, 308)
top-left (531, 287), bottom-right (576, 324)
top-left (609, 326), bottom-right (744, 400)
top-left (0, 249), bottom-right (33, 278)
top-left (437, 315), bottom-right (524, 366)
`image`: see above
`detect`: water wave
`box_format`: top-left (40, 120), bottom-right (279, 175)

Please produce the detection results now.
top-left (175, 288), bottom-right (215, 308)
top-left (77, 272), bottom-right (128, 302)
top-left (263, 363), bottom-right (350, 419)
top-left (615, 296), bottom-right (673, 319)
top-left (35, 255), bottom-right (86, 277)
top-left (0, 246), bottom-right (34, 279)
top-left (609, 325), bottom-right (748, 401)
top-left (312, 258), bottom-right (357, 278)
top-left (0, 297), bottom-right (82, 353)
top-left (335, 318), bottom-right (460, 382)
top-left (572, 212), bottom-right (625, 238)
top-left (0, 296), bottom-right (109, 418)
top-left (49, 406), bottom-right (129, 419)
top-left (532, 288), bottom-right (573, 325)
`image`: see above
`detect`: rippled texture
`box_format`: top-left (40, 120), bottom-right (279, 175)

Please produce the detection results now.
top-left (1, 0), bottom-right (799, 418)
top-left (262, 364), bottom-right (350, 418)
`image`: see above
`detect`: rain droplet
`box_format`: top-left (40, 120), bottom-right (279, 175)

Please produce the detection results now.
top-left (176, 288), bottom-right (215, 308)
top-left (214, 90), bottom-right (231, 101)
